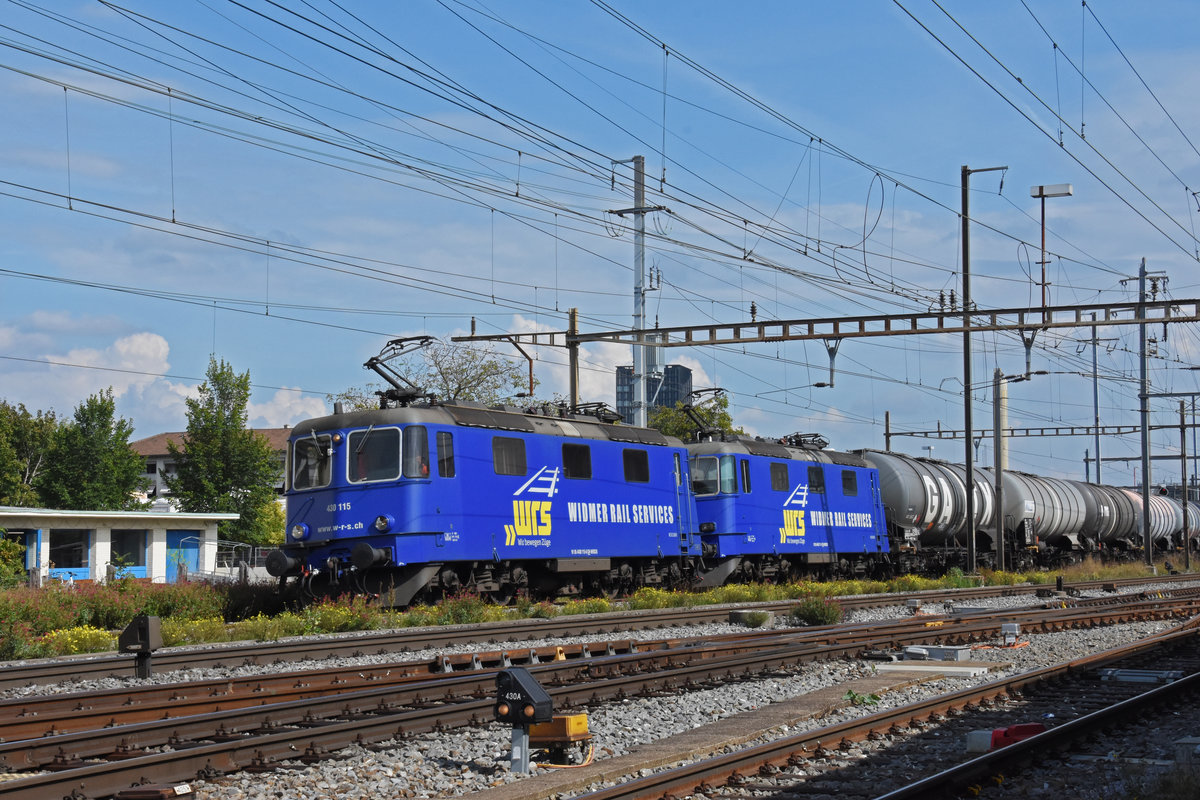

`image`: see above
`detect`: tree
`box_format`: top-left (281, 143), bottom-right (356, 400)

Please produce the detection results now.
top-left (0, 402), bottom-right (59, 506)
top-left (165, 359), bottom-right (281, 546)
top-left (330, 340), bottom-right (535, 409)
top-left (0, 411), bottom-right (19, 505)
top-left (36, 389), bottom-right (148, 510)
top-left (648, 394), bottom-right (743, 441)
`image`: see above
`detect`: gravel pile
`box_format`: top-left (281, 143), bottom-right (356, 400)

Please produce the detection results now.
top-left (13, 582), bottom-right (1199, 799)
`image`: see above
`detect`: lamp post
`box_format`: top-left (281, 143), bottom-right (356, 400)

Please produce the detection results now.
top-left (993, 369), bottom-right (1047, 571)
top-left (962, 164), bottom-right (1007, 574)
top-left (1030, 183), bottom-right (1073, 310)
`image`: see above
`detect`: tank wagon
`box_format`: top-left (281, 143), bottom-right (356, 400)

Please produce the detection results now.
top-left (855, 449), bottom-right (1195, 569)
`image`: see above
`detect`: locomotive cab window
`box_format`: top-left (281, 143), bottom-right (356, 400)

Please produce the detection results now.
top-left (623, 448), bottom-right (650, 483)
top-left (841, 470), bottom-right (858, 497)
top-left (493, 437), bottom-right (527, 476)
top-left (770, 462), bottom-right (789, 492)
top-left (436, 431), bottom-right (455, 478)
top-left (719, 455), bottom-right (738, 494)
top-left (348, 427), bottom-right (400, 483)
top-left (402, 426), bottom-right (430, 478)
top-left (740, 459), bottom-right (752, 493)
top-left (563, 443), bottom-right (592, 479)
top-left (807, 465), bottom-right (826, 494)
top-left (292, 434), bottom-right (332, 490)
top-left (691, 456), bottom-right (718, 495)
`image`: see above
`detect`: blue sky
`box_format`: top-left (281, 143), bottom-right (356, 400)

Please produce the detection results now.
top-left (3, 1), bottom-right (1200, 484)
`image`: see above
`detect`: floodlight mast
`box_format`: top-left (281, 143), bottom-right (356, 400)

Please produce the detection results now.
top-left (1030, 183), bottom-right (1074, 310)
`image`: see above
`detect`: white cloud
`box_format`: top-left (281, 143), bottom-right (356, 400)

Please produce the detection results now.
top-left (248, 388), bottom-right (327, 429)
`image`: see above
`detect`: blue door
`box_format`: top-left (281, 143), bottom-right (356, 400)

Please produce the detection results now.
top-left (166, 531), bottom-right (200, 583)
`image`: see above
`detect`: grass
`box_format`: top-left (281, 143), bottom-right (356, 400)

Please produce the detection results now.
top-left (0, 556), bottom-right (1180, 657)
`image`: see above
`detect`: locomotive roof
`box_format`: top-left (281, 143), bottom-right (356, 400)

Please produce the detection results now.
top-left (688, 437), bottom-right (869, 467)
top-left (290, 401), bottom-right (683, 447)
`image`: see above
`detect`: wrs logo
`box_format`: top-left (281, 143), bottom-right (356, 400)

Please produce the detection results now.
top-left (504, 467), bottom-right (560, 547)
top-left (779, 482), bottom-right (810, 543)
top-left (780, 509), bottom-right (806, 544)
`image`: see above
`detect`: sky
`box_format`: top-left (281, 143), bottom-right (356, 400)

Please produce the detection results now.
top-left (3, 1), bottom-right (1200, 485)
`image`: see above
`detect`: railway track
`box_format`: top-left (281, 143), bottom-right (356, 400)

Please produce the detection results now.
top-left (541, 615), bottom-right (1200, 800)
top-left (1, 574), bottom-right (1191, 692)
top-left (0, 588), bottom-right (1196, 799)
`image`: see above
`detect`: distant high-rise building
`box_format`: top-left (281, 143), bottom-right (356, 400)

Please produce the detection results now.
top-left (615, 364), bottom-right (693, 424)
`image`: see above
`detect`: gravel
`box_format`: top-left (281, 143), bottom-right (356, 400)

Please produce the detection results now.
top-left (12, 582), bottom-right (1200, 799)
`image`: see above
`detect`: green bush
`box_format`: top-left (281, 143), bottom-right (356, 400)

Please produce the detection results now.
top-left (0, 538), bottom-right (26, 589)
top-left (627, 588), bottom-right (690, 609)
top-left (303, 596), bottom-right (378, 633)
top-left (0, 618), bottom-right (44, 660)
top-left (434, 592), bottom-right (493, 625)
top-left (228, 612), bottom-right (307, 642)
top-left (161, 615), bottom-right (230, 647)
top-left (560, 597), bottom-right (611, 615)
top-left (527, 600), bottom-right (559, 619)
top-left (39, 625), bottom-right (116, 656)
top-left (788, 595), bottom-right (844, 626)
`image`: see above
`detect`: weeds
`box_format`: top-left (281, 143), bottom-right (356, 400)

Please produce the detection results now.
top-left (788, 595), bottom-right (844, 626)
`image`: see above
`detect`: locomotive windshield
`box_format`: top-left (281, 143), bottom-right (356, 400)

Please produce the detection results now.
top-left (292, 434), bottom-right (332, 490)
top-left (691, 455), bottom-right (739, 496)
top-left (349, 426), bottom-right (401, 482)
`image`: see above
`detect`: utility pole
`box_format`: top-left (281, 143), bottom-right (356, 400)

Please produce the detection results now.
top-left (1138, 258), bottom-right (1152, 566)
top-left (1091, 313), bottom-right (1102, 484)
top-left (568, 308), bottom-right (579, 408)
top-left (962, 164), bottom-right (1006, 574)
top-left (612, 156), bottom-right (657, 427)
top-left (993, 368), bottom-right (1006, 571)
top-left (1182, 401), bottom-right (1191, 572)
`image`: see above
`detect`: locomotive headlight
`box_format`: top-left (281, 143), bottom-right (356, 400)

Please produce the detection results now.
top-left (289, 523), bottom-right (310, 541)
top-left (374, 514), bottom-right (395, 533)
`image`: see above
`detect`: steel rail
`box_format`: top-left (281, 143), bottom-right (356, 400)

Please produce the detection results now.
top-left (2, 593), bottom-right (1196, 749)
top-left (567, 617), bottom-right (1200, 800)
top-left (0, 600), bottom-right (1193, 795)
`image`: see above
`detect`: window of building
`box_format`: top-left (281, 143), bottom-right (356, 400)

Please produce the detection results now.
top-left (770, 462), bottom-right (789, 491)
top-left (436, 431), bottom-right (455, 477)
top-left (111, 530), bottom-right (147, 567)
top-left (49, 530), bottom-right (89, 569)
top-left (493, 437), bottom-right (527, 476)
top-left (563, 443), bottom-right (592, 479)
top-left (348, 427), bottom-right (401, 483)
top-left (808, 465), bottom-right (825, 494)
top-left (292, 435), bottom-right (332, 490)
top-left (623, 449), bottom-right (650, 483)
top-left (402, 426), bottom-right (430, 478)
top-left (842, 470), bottom-right (858, 497)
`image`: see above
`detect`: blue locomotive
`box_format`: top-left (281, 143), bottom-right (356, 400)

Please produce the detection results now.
top-left (689, 436), bottom-right (889, 586)
top-left (266, 400), bottom-right (702, 605)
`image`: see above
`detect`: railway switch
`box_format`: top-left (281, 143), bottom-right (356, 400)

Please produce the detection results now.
top-left (495, 667), bottom-right (553, 773)
top-left (119, 615), bottom-right (162, 679)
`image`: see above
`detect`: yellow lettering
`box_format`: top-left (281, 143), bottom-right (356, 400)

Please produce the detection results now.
top-left (780, 509), bottom-right (805, 543)
top-left (506, 500), bottom-right (553, 545)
